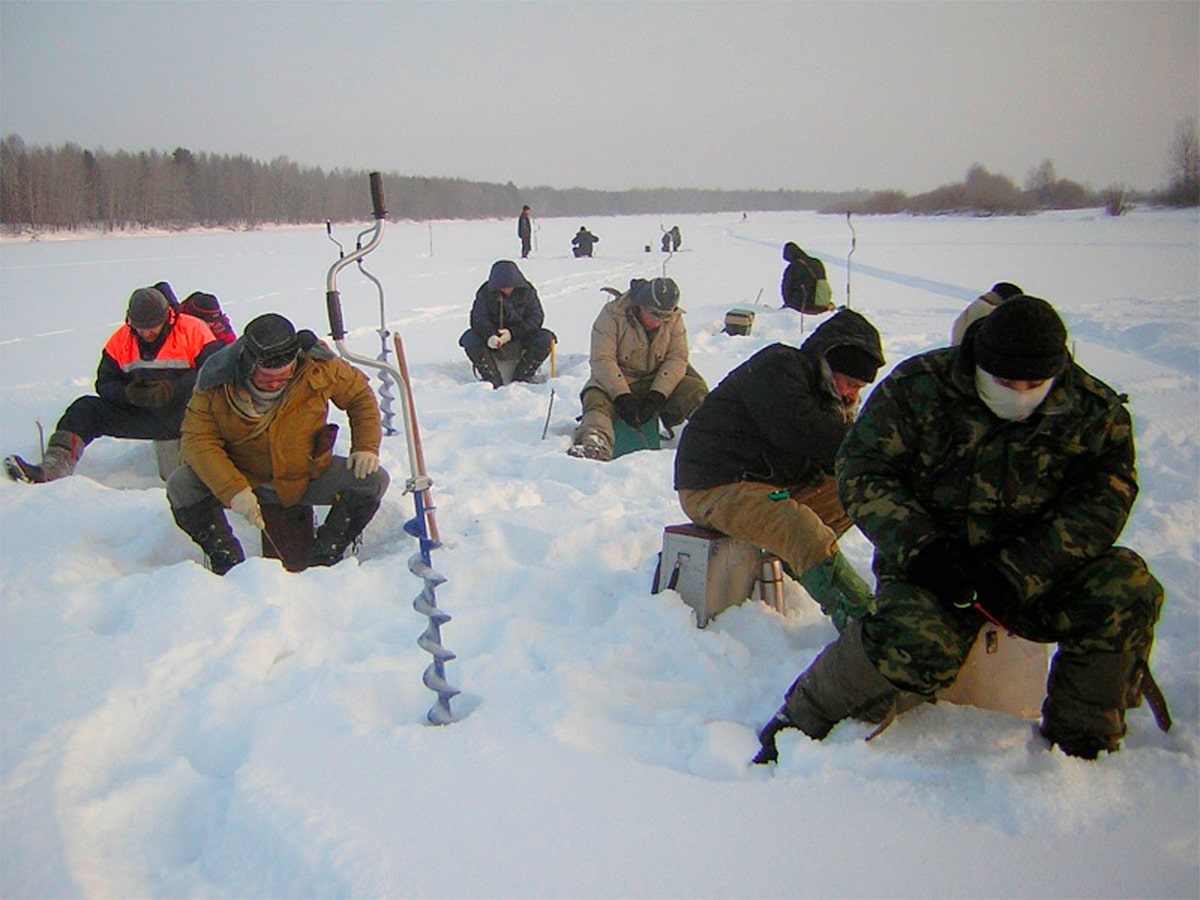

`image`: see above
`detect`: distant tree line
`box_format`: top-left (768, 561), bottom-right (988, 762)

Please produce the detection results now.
top-left (3, 119), bottom-right (1195, 234)
top-left (832, 119), bottom-right (1199, 217)
top-left (0, 134), bottom-right (864, 234)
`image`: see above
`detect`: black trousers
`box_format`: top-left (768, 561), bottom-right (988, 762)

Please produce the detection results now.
top-left (57, 395), bottom-right (186, 446)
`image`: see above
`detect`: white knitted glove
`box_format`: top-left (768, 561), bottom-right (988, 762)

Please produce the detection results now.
top-left (229, 488), bottom-right (265, 530)
top-left (347, 451), bottom-right (381, 479)
top-left (486, 328), bottom-right (512, 350)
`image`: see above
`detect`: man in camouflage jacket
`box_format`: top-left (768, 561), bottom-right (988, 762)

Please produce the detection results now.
top-left (754, 296), bottom-right (1165, 762)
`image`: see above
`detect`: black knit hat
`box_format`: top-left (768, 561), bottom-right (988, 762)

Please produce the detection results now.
top-left (242, 313), bottom-right (300, 370)
top-left (126, 288), bottom-right (169, 329)
top-left (181, 291), bottom-right (222, 316)
top-left (974, 295), bottom-right (1068, 380)
top-left (825, 345), bottom-right (881, 383)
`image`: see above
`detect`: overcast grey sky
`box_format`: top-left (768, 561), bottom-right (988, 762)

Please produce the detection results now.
top-left (2, 1), bottom-right (1197, 194)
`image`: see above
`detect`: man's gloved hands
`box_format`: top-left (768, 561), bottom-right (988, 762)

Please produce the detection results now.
top-left (908, 539), bottom-right (1021, 622)
top-left (230, 487), bottom-right (265, 530)
top-left (968, 555), bottom-right (1019, 621)
top-left (613, 393), bottom-right (642, 426)
top-left (486, 328), bottom-right (512, 350)
top-left (124, 379), bottom-right (175, 408)
top-left (347, 451), bottom-right (381, 479)
top-left (907, 538), bottom-right (976, 609)
top-left (637, 391), bottom-right (667, 427)
top-left (614, 391), bottom-right (666, 428)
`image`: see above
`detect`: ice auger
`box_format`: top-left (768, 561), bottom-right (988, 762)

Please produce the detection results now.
top-left (325, 219), bottom-right (399, 436)
top-left (325, 173), bottom-right (459, 725)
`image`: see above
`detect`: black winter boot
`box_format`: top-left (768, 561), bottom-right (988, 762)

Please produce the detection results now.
top-left (306, 492), bottom-right (381, 568)
top-left (172, 495), bottom-right (245, 575)
top-left (511, 350), bottom-right (547, 383)
top-left (1041, 649), bottom-right (1136, 759)
top-left (782, 620), bottom-right (924, 740)
top-left (752, 708), bottom-right (796, 764)
top-left (464, 344), bottom-right (504, 389)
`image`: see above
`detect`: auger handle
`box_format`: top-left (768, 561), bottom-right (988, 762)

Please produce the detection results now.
top-left (326, 173), bottom-right (387, 341)
top-left (370, 171), bottom-right (386, 220)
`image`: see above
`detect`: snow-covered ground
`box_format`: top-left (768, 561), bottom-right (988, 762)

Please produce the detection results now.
top-left (2, 208), bottom-right (1197, 898)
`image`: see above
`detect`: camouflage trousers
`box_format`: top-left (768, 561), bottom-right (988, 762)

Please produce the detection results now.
top-left (863, 546), bottom-right (1164, 695)
top-left (678, 476), bottom-right (846, 577)
top-left (574, 366), bottom-right (709, 448)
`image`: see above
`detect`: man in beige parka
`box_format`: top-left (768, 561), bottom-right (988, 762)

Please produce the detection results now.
top-left (568, 277), bottom-right (708, 461)
top-left (166, 313), bottom-right (389, 573)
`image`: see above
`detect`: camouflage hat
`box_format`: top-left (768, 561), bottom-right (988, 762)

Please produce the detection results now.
top-left (126, 288), bottom-right (169, 329)
top-left (975, 295), bottom-right (1068, 380)
top-left (630, 277), bottom-right (680, 317)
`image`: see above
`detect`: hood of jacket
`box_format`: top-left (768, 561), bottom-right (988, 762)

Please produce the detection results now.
top-left (487, 260), bottom-right (529, 291)
top-left (799, 308), bottom-right (885, 372)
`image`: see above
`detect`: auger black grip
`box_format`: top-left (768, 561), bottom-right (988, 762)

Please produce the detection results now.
top-left (369, 172), bottom-right (386, 219)
top-left (326, 290), bottom-right (346, 340)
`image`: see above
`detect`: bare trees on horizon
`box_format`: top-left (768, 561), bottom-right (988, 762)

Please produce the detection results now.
top-left (2, 120), bottom-right (1196, 234)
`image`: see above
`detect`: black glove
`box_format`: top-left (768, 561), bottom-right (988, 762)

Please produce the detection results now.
top-left (613, 393), bottom-right (642, 427)
top-left (124, 380), bottom-right (175, 408)
top-left (907, 538), bottom-right (976, 610)
top-left (968, 555), bottom-right (1019, 622)
top-left (638, 391), bottom-right (667, 426)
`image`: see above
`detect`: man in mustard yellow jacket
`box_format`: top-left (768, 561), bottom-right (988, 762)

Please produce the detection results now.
top-left (166, 313), bottom-right (388, 574)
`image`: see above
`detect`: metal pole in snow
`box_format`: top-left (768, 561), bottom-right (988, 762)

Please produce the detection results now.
top-left (846, 212), bottom-right (857, 309)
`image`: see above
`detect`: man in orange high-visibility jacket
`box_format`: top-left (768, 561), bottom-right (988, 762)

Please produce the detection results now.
top-left (4, 287), bottom-right (221, 483)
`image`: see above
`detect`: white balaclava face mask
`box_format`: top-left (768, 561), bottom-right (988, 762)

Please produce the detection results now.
top-left (974, 366), bottom-right (1054, 422)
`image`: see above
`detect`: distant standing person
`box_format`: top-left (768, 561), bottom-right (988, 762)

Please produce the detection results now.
top-left (572, 226), bottom-right (599, 258)
top-left (518, 205), bottom-right (533, 259)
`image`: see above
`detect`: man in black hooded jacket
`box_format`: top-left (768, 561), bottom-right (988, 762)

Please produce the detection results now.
top-left (674, 309), bottom-right (884, 627)
top-left (458, 260), bottom-right (555, 388)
